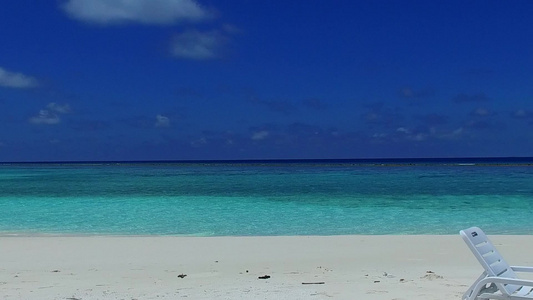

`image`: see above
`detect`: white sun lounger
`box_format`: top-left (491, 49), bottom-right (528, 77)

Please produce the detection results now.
top-left (460, 227), bottom-right (533, 299)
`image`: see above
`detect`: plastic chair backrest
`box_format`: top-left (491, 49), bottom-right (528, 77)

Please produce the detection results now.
top-left (460, 227), bottom-right (520, 295)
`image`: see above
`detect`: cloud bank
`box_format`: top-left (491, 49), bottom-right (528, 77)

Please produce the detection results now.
top-left (61, 0), bottom-right (212, 25)
top-left (0, 67), bottom-right (38, 88)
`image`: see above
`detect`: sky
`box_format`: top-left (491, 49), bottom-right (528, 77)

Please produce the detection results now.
top-left (1, 0), bottom-right (533, 162)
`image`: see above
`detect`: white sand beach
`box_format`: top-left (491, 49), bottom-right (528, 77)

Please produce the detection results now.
top-left (2, 235), bottom-right (533, 299)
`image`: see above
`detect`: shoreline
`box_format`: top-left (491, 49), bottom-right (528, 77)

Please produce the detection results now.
top-left (2, 235), bottom-right (533, 299)
top-left (2, 232), bottom-right (533, 237)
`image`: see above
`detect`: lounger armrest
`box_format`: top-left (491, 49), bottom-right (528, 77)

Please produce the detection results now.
top-left (471, 276), bottom-right (533, 299)
top-left (511, 266), bottom-right (533, 273)
top-left (477, 276), bottom-right (533, 289)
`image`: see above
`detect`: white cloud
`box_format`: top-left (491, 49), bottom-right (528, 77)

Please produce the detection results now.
top-left (372, 133), bottom-right (387, 138)
top-left (61, 0), bottom-right (211, 25)
top-left (408, 133), bottom-right (426, 141)
top-left (29, 110), bottom-right (61, 125)
top-left (29, 103), bottom-right (71, 125)
top-left (0, 67), bottom-right (38, 88)
top-left (251, 130), bottom-right (269, 141)
top-left (47, 102), bottom-right (71, 114)
top-left (396, 127), bottom-right (410, 134)
top-left (395, 127), bottom-right (426, 141)
top-left (439, 127), bottom-right (464, 139)
top-left (170, 29), bottom-right (228, 60)
top-left (155, 114), bottom-right (170, 127)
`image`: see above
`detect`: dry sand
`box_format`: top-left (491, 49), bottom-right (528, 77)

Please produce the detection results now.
top-left (1, 235), bottom-right (533, 299)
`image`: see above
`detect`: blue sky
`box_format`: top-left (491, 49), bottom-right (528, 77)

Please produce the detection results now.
top-left (1, 0), bottom-right (533, 161)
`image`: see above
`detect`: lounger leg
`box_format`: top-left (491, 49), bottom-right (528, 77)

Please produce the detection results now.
top-left (463, 272), bottom-right (488, 300)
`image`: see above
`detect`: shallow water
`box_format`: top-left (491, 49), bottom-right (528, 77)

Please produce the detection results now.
top-left (1, 159), bottom-right (532, 235)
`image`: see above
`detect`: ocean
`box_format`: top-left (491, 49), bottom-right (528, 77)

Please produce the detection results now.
top-left (1, 158), bottom-right (532, 236)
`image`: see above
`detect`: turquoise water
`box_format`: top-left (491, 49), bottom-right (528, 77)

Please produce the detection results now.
top-left (1, 159), bottom-right (533, 235)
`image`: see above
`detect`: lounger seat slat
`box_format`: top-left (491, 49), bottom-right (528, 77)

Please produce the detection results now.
top-left (515, 286), bottom-right (532, 296)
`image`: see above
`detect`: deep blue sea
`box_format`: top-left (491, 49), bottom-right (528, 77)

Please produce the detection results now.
top-left (1, 158), bottom-right (533, 236)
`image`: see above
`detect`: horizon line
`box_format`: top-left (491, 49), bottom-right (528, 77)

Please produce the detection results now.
top-left (2, 156), bottom-right (533, 165)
